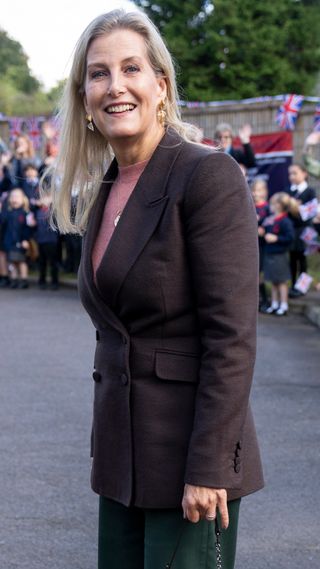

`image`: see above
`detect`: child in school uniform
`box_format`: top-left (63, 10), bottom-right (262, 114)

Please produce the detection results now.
top-left (251, 178), bottom-right (270, 312)
top-left (22, 163), bottom-right (40, 210)
top-left (0, 189), bottom-right (10, 287)
top-left (263, 192), bottom-right (296, 316)
top-left (0, 188), bottom-right (32, 288)
top-left (286, 163), bottom-right (317, 296)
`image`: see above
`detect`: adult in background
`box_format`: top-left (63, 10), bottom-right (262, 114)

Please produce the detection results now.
top-left (302, 131), bottom-right (320, 179)
top-left (215, 122), bottom-right (256, 169)
top-left (48, 9), bottom-right (264, 569)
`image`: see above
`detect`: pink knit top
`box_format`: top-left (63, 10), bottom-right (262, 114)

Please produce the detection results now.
top-left (92, 159), bottom-right (148, 279)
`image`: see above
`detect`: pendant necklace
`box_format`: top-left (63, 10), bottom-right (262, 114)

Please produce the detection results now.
top-left (114, 211), bottom-right (121, 227)
top-left (114, 184), bottom-right (122, 227)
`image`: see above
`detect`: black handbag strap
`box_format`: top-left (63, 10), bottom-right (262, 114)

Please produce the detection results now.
top-left (165, 518), bottom-right (222, 569)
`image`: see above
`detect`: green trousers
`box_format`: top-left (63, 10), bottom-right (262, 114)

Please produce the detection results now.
top-left (98, 496), bottom-right (241, 569)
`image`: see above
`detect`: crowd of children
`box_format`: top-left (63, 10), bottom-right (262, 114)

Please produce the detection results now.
top-left (252, 163), bottom-right (319, 317)
top-left (0, 133), bottom-right (81, 290)
top-left (1, 131), bottom-right (320, 305)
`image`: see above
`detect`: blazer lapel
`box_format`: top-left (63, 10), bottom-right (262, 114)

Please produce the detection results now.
top-left (96, 129), bottom-right (184, 308)
top-left (80, 159), bottom-right (129, 335)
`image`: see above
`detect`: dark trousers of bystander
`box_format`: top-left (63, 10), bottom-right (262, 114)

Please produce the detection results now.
top-left (290, 250), bottom-right (307, 286)
top-left (38, 242), bottom-right (59, 287)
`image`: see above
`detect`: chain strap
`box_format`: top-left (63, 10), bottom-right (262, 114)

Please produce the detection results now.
top-left (165, 520), bottom-right (187, 569)
top-left (215, 518), bottom-right (223, 569)
top-left (165, 518), bottom-right (223, 569)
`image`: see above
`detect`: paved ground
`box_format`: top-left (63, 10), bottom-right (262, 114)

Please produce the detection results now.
top-left (0, 286), bottom-right (319, 569)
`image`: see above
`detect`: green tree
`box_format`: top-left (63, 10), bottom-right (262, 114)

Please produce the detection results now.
top-left (0, 29), bottom-right (41, 94)
top-left (0, 28), bottom-right (64, 116)
top-left (133, 0), bottom-right (320, 101)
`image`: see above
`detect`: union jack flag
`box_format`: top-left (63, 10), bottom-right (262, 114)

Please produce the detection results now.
top-left (313, 104), bottom-right (320, 132)
top-left (275, 94), bottom-right (304, 131)
top-left (300, 226), bottom-right (319, 244)
top-left (8, 117), bottom-right (23, 142)
top-left (294, 272), bottom-right (313, 294)
top-left (299, 198), bottom-right (318, 222)
top-left (26, 117), bottom-right (43, 150)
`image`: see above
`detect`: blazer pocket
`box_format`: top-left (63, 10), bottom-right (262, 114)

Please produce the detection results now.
top-left (155, 350), bottom-right (200, 383)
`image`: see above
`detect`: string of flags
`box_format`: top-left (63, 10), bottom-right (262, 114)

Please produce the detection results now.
top-left (275, 94), bottom-right (305, 131)
top-left (313, 104), bottom-right (320, 132)
top-left (3, 116), bottom-right (59, 152)
top-left (1, 94), bottom-right (320, 149)
top-left (271, 94), bottom-right (320, 132)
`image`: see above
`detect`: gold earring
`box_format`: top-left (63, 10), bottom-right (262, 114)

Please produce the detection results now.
top-left (86, 114), bottom-right (94, 132)
top-left (157, 100), bottom-right (166, 127)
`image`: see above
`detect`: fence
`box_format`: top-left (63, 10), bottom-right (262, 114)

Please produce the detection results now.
top-left (1, 98), bottom-right (320, 189)
top-left (181, 99), bottom-right (319, 162)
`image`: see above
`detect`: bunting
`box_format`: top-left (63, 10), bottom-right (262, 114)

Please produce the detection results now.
top-left (313, 104), bottom-right (320, 132)
top-left (26, 117), bottom-right (42, 150)
top-left (275, 94), bottom-right (304, 131)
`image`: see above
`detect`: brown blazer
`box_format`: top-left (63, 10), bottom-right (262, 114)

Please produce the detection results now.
top-left (78, 129), bottom-right (264, 509)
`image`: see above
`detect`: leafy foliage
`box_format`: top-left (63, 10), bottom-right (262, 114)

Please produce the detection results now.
top-left (133, 0), bottom-right (320, 101)
top-left (0, 29), bottom-right (60, 115)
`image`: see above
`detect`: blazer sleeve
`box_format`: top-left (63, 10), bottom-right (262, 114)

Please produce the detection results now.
top-left (183, 151), bottom-right (258, 490)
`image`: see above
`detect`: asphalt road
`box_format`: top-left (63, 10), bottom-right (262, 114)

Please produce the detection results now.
top-left (0, 286), bottom-right (319, 569)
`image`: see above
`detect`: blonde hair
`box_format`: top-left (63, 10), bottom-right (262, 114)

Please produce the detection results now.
top-left (271, 192), bottom-right (300, 216)
top-left (8, 188), bottom-right (30, 212)
top-left (48, 8), bottom-right (200, 234)
top-left (13, 134), bottom-right (35, 159)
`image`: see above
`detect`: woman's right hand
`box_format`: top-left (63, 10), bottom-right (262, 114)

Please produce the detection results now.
top-left (182, 484), bottom-right (229, 528)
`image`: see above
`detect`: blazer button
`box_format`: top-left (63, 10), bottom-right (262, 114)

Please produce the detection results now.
top-left (92, 370), bottom-right (101, 382)
top-left (121, 373), bottom-right (128, 385)
top-left (234, 463), bottom-right (241, 474)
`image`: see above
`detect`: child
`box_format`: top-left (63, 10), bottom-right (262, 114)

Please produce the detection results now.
top-left (251, 178), bottom-right (270, 312)
top-left (34, 194), bottom-right (60, 290)
top-left (287, 163), bottom-right (317, 297)
top-left (0, 190), bottom-right (10, 287)
top-left (0, 188), bottom-right (32, 288)
top-left (22, 163), bottom-right (40, 209)
top-left (263, 192), bottom-right (295, 316)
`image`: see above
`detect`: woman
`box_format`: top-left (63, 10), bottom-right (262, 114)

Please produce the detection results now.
top-left (7, 133), bottom-right (41, 187)
top-left (49, 9), bottom-right (264, 569)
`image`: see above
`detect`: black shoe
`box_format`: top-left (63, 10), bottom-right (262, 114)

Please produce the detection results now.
top-left (10, 279), bottom-right (18, 289)
top-left (0, 276), bottom-right (10, 288)
top-left (259, 303), bottom-right (270, 314)
top-left (38, 281), bottom-right (47, 290)
top-left (19, 279), bottom-right (29, 289)
top-left (289, 288), bottom-right (303, 298)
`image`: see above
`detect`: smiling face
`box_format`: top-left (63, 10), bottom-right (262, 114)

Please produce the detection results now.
top-left (252, 181), bottom-right (267, 204)
top-left (288, 165), bottom-right (308, 186)
top-left (84, 29), bottom-right (167, 164)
